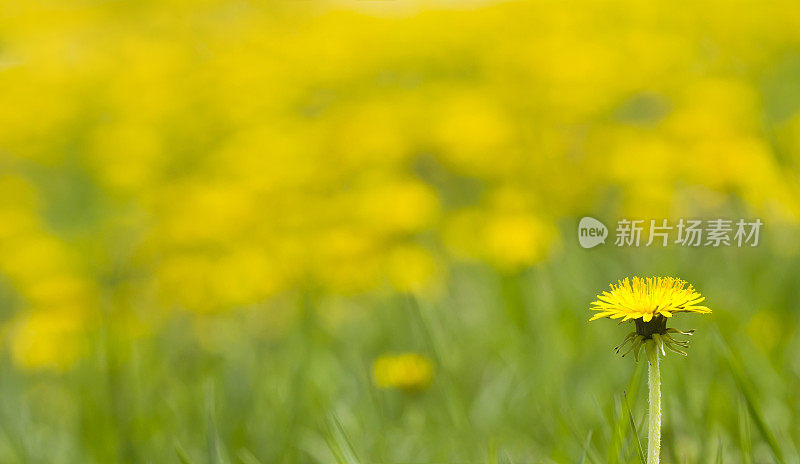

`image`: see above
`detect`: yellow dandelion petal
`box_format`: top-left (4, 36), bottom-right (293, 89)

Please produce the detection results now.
top-left (588, 276), bottom-right (712, 323)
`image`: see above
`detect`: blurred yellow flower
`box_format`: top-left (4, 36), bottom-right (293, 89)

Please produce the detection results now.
top-left (357, 178), bottom-right (440, 234)
top-left (9, 308), bottom-right (88, 370)
top-left (483, 213), bottom-right (555, 272)
top-left (372, 353), bottom-right (433, 391)
top-left (432, 93), bottom-right (515, 177)
top-left (747, 310), bottom-right (784, 352)
top-left (88, 121), bottom-right (163, 192)
top-left (386, 244), bottom-right (440, 293)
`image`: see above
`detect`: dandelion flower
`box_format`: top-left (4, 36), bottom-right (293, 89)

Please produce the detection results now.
top-left (590, 277), bottom-right (710, 359)
top-left (590, 276), bottom-right (710, 322)
top-left (589, 276), bottom-right (711, 464)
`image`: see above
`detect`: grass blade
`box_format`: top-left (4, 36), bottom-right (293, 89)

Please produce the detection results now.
top-left (623, 391), bottom-right (646, 464)
top-left (237, 448), bottom-right (265, 464)
top-left (325, 413), bottom-right (361, 464)
top-left (606, 360), bottom-right (644, 463)
top-left (175, 442), bottom-right (196, 464)
top-left (738, 398), bottom-right (753, 464)
top-left (578, 430), bottom-right (593, 464)
top-left (716, 332), bottom-right (784, 463)
top-left (205, 381), bottom-right (227, 464)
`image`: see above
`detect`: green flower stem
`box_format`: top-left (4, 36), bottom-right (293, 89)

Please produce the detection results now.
top-left (646, 340), bottom-right (661, 464)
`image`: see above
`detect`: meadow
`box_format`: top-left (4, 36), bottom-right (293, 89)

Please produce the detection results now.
top-left (1, 0), bottom-right (800, 462)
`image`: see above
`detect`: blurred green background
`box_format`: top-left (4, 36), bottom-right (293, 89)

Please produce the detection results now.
top-left (1, 0), bottom-right (800, 462)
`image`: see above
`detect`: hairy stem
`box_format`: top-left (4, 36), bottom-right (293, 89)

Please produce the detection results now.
top-left (646, 340), bottom-right (661, 464)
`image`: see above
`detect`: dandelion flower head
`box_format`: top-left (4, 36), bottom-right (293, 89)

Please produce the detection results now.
top-left (589, 277), bottom-right (712, 358)
top-left (589, 277), bottom-right (711, 323)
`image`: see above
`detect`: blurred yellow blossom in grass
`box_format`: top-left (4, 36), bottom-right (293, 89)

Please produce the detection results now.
top-left (1, 0), bottom-right (800, 369)
top-left (747, 310), bottom-right (785, 352)
top-left (9, 307), bottom-right (88, 370)
top-left (372, 353), bottom-right (434, 391)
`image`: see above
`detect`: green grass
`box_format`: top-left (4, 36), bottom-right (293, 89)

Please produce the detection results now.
top-left (0, 233), bottom-right (799, 463)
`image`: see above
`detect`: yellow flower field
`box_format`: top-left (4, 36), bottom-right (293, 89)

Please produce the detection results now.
top-left (0, 0), bottom-right (799, 462)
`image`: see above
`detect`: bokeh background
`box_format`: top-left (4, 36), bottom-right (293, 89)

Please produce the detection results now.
top-left (2, 0), bottom-right (800, 462)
